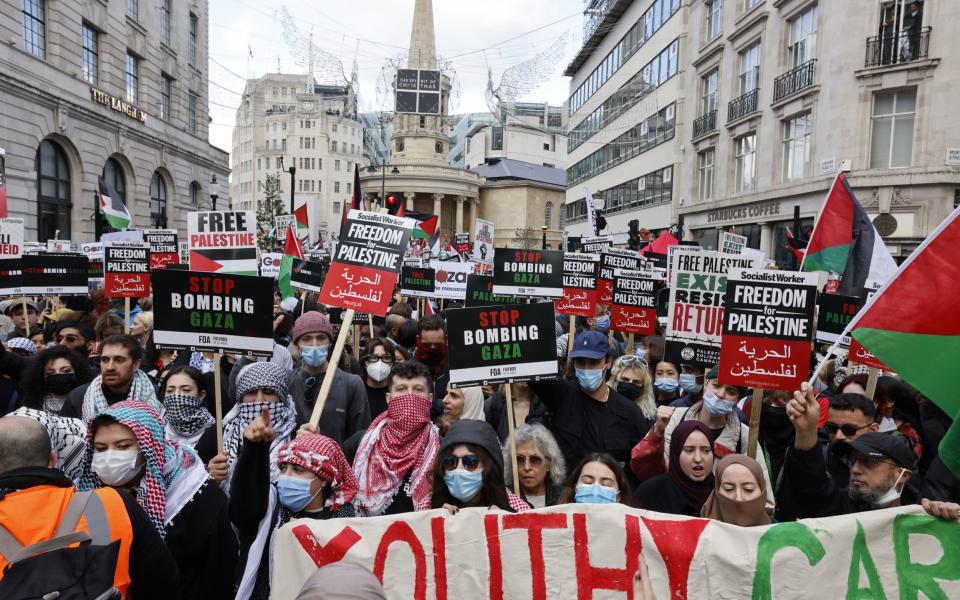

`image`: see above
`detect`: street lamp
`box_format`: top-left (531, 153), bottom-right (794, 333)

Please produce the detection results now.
top-left (365, 163), bottom-right (400, 210)
top-left (278, 157), bottom-right (296, 214)
top-left (541, 224), bottom-right (548, 250)
top-left (210, 174), bottom-right (219, 211)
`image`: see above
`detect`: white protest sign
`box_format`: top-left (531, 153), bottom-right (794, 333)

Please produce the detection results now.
top-left (430, 260), bottom-right (472, 300)
top-left (260, 252), bottom-right (283, 278)
top-left (0, 218), bottom-right (24, 258)
top-left (188, 211), bottom-right (258, 275)
top-left (720, 231), bottom-right (747, 254)
top-left (472, 218), bottom-right (495, 269)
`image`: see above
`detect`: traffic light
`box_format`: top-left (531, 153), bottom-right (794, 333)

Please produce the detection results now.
top-left (628, 219), bottom-right (641, 250)
top-left (595, 214), bottom-right (607, 236)
top-left (385, 194), bottom-right (401, 215)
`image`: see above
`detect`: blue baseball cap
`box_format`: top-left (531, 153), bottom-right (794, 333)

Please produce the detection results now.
top-left (569, 331), bottom-right (609, 360)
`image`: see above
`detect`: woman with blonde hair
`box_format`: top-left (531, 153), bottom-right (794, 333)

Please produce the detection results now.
top-left (608, 355), bottom-right (656, 421)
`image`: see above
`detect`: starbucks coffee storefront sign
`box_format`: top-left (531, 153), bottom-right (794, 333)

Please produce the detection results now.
top-left (706, 201), bottom-right (782, 224)
top-left (91, 88), bottom-right (147, 123)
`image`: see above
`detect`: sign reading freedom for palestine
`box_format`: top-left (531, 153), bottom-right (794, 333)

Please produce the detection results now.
top-left (446, 302), bottom-right (558, 388)
top-left (188, 211), bottom-right (258, 276)
top-left (719, 269), bottom-right (818, 391)
top-left (555, 253), bottom-right (599, 318)
top-left (104, 242), bottom-right (151, 298)
top-left (599, 247), bottom-right (645, 303)
top-left (492, 248), bottom-right (563, 298)
top-left (151, 269), bottom-right (274, 357)
top-left (22, 253), bottom-right (89, 295)
top-left (318, 209), bottom-right (415, 315)
top-left (610, 270), bottom-right (658, 336)
top-left (145, 229), bottom-right (179, 270)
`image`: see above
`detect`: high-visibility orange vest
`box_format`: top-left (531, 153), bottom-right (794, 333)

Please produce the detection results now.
top-left (0, 485), bottom-right (134, 597)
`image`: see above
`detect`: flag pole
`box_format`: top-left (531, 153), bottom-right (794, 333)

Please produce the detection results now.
top-left (94, 190), bottom-right (102, 241)
top-left (214, 353), bottom-right (224, 453)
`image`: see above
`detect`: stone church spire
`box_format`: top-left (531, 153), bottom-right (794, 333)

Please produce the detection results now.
top-left (408, 0), bottom-right (437, 70)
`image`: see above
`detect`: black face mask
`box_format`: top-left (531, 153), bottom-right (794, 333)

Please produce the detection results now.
top-left (760, 404), bottom-right (794, 445)
top-left (45, 373), bottom-right (78, 396)
top-left (617, 381), bottom-right (643, 401)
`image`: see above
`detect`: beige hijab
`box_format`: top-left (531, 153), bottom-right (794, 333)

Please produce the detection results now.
top-left (700, 454), bottom-right (771, 527)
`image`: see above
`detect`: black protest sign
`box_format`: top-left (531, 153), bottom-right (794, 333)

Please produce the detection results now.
top-left (328, 307), bottom-right (385, 327)
top-left (464, 274), bottom-right (524, 308)
top-left (447, 302), bottom-right (558, 387)
top-left (400, 266), bottom-right (435, 298)
top-left (610, 270), bottom-right (658, 336)
top-left (492, 248), bottom-right (563, 298)
top-left (0, 258), bottom-right (22, 296)
top-left (145, 229), bottom-right (179, 269)
top-left (151, 269), bottom-right (274, 357)
top-left (290, 259), bottom-right (328, 293)
top-left (555, 253), bottom-right (600, 317)
top-left (599, 248), bottom-right (644, 303)
top-left (816, 294), bottom-right (862, 346)
top-left (104, 242), bottom-right (151, 298)
top-left (581, 236), bottom-right (611, 253)
top-left (22, 253), bottom-right (89, 295)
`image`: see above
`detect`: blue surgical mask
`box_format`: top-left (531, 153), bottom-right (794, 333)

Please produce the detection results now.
top-left (595, 315), bottom-right (611, 334)
top-left (679, 373), bottom-right (702, 394)
top-left (443, 468), bottom-right (484, 502)
top-left (576, 368), bottom-right (605, 392)
top-left (634, 347), bottom-right (647, 361)
top-left (300, 345), bottom-right (329, 368)
top-left (703, 390), bottom-right (735, 417)
top-left (575, 482), bottom-right (618, 504)
top-left (653, 377), bottom-right (679, 394)
top-left (277, 474), bottom-right (320, 512)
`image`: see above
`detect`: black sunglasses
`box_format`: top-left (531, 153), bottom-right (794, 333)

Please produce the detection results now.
top-left (824, 422), bottom-right (871, 437)
top-left (364, 354), bottom-right (395, 364)
top-left (442, 454), bottom-right (480, 472)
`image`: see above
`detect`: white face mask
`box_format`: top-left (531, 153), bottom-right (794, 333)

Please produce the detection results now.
top-left (366, 360), bottom-right (391, 383)
top-left (91, 449), bottom-right (143, 487)
top-left (871, 468), bottom-right (908, 507)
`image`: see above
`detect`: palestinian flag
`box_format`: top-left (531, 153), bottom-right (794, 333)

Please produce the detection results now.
top-left (404, 210), bottom-right (440, 248)
top-left (352, 163), bottom-right (363, 211)
top-left (189, 248), bottom-right (258, 276)
top-left (278, 223), bottom-right (304, 299)
top-left (847, 205), bottom-right (960, 476)
top-left (802, 172), bottom-right (897, 295)
top-left (98, 176), bottom-right (131, 230)
top-left (294, 203), bottom-right (309, 235)
top-left (785, 226), bottom-right (806, 263)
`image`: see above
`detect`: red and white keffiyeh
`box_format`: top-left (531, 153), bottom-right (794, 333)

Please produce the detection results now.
top-left (277, 434), bottom-right (358, 512)
top-left (352, 393), bottom-right (439, 516)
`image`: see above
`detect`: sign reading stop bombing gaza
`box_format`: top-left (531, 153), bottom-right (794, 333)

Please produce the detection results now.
top-left (492, 248), bottom-right (563, 298)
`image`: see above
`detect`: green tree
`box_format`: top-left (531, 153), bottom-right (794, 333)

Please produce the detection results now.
top-left (257, 172), bottom-right (285, 251)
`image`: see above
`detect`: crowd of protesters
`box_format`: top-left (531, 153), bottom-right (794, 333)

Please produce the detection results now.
top-left (0, 288), bottom-right (957, 599)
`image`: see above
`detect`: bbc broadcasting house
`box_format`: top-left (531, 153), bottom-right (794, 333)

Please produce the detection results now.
top-left (0, 0), bottom-right (229, 242)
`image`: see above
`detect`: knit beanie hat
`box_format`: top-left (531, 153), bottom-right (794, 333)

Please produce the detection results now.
top-left (291, 311), bottom-right (334, 345)
top-left (235, 361), bottom-right (289, 402)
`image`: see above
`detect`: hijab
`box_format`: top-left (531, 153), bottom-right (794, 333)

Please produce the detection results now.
top-left (667, 420), bottom-right (716, 509)
top-left (458, 386), bottom-right (486, 421)
top-left (700, 454), bottom-right (771, 527)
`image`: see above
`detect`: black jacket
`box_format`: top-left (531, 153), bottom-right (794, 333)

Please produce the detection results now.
top-left (287, 367), bottom-right (371, 444)
top-left (484, 391), bottom-right (550, 444)
top-left (0, 467), bottom-right (180, 600)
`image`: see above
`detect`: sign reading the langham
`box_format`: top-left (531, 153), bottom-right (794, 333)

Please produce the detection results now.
top-left (90, 88), bottom-right (147, 123)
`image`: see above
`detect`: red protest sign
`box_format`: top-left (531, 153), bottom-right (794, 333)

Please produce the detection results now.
top-left (454, 232), bottom-right (471, 254)
top-left (610, 270), bottom-right (657, 336)
top-left (104, 242), bottom-right (151, 298)
top-left (554, 253), bottom-right (599, 317)
top-left (319, 210), bottom-right (415, 315)
top-left (848, 339), bottom-right (889, 370)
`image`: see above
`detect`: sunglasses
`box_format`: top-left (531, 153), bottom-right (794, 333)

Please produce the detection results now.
top-left (364, 354), bottom-right (395, 365)
top-left (620, 355), bottom-right (648, 368)
top-left (824, 422), bottom-right (872, 438)
top-left (842, 452), bottom-right (900, 470)
top-left (516, 454), bottom-right (545, 467)
top-left (55, 334), bottom-right (81, 343)
top-left (442, 454), bottom-right (480, 472)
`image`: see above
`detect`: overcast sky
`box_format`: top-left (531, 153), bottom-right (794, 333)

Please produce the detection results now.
top-left (207, 0), bottom-right (584, 154)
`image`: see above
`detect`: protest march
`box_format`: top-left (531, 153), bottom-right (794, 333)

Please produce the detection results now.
top-left (0, 174), bottom-right (959, 600)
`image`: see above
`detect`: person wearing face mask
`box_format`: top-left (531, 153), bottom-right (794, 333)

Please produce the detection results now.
top-left (77, 400), bottom-right (238, 599)
top-left (360, 337), bottom-right (397, 419)
top-left (557, 453), bottom-right (631, 506)
top-left (415, 315), bottom-right (450, 418)
top-left (608, 355), bottom-right (656, 422)
top-left (286, 312), bottom-right (370, 443)
top-left (431, 419), bottom-right (530, 513)
top-left (19, 345), bottom-right (95, 415)
top-left (634, 421), bottom-right (716, 517)
top-left (700, 454), bottom-right (771, 526)
top-left (229, 412), bottom-right (358, 600)
top-left (160, 366), bottom-right (215, 448)
top-left (651, 360), bottom-right (682, 406)
top-left (529, 331), bottom-right (650, 472)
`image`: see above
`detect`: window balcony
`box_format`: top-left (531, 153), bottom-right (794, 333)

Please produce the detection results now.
top-left (693, 110), bottom-right (717, 138)
top-left (865, 27), bottom-right (930, 68)
top-left (728, 88), bottom-right (759, 122)
top-left (773, 59), bottom-right (816, 102)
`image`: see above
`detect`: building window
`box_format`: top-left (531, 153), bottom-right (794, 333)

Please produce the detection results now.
top-left (741, 0), bottom-right (760, 13)
top-left (701, 69), bottom-right (718, 115)
top-left (698, 149), bottom-right (715, 201)
top-left (706, 0), bottom-right (722, 41)
top-left (190, 181), bottom-right (201, 206)
top-left (188, 90), bottom-right (198, 134)
top-left (189, 13), bottom-right (198, 66)
top-left (491, 126), bottom-right (504, 151)
top-left (545, 201), bottom-right (553, 227)
top-left (150, 172), bottom-right (167, 227)
top-left (125, 52), bottom-right (139, 104)
top-left (334, 182), bottom-right (340, 193)
top-left (739, 42), bottom-right (761, 95)
top-left (160, 0), bottom-right (171, 45)
top-left (265, 157), bottom-right (270, 169)
top-left (782, 112), bottom-right (812, 181)
top-left (81, 24), bottom-right (98, 84)
top-left (871, 89), bottom-right (916, 169)
top-left (735, 133), bottom-right (758, 192)
top-left (335, 160), bottom-right (341, 172)
top-left (332, 124), bottom-right (338, 132)
top-left (127, 0), bottom-right (138, 19)
top-left (332, 141), bottom-right (338, 152)
top-left (333, 201), bottom-right (340, 214)
top-left (788, 5), bottom-right (818, 67)
top-left (36, 140), bottom-right (71, 240)
top-left (22, 0), bottom-right (45, 58)
top-left (103, 158), bottom-right (126, 206)
top-left (160, 74), bottom-right (172, 120)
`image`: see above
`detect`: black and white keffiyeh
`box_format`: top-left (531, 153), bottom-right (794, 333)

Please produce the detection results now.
top-left (163, 394), bottom-right (214, 439)
top-left (11, 407), bottom-right (87, 481)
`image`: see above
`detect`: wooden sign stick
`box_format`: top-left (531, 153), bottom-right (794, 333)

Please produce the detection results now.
top-left (309, 309), bottom-right (354, 427)
top-left (864, 367), bottom-right (880, 400)
top-left (746, 387), bottom-right (764, 459)
top-left (213, 353), bottom-right (224, 453)
top-left (504, 383), bottom-right (521, 495)
top-left (124, 297), bottom-right (131, 335)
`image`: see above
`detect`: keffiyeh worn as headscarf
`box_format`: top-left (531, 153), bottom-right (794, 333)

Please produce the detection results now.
top-left (700, 454), bottom-right (771, 527)
top-left (277, 434), bottom-right (358, 512)
top-left (353, 393), bottom-right (440, 516)
top-left (11, 407), bottom-right (87, 481)
top-left (76, 400), bottom-right (206, 536)
top-left (234, 361), bottom-right (289, 404)
top-left (81, 370), bottom-right (160, 421)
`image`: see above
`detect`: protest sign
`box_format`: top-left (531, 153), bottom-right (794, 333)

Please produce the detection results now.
top-left (0, 258), bottom-right (20, 296)
top-left (555, 253), bottom-right (600, 318)
top-left (46, 239), bottom-right (72, 253)
top-left (720, 231), bottom-right (748, 254)
top-left (580, 235), bottom-right (611, 253)
top-left (431, 260), bottom-right (472, 301)
top-left (272, 504), bottom-right (960, 600)
top-left (454, 232), bottom-right (471, 254)
top-left (22, 242), bottom-right (44, 255)
top-left (0, 218), bottom-right (23, 258)
top-left (21, 253), bottom-right (89, 295)
top-left (290, 259), bottom-right (328, 293)
top-left (144, 229), bottom-right (179, 269)
top-left (319, 210), bottom-right (415, 315)
top-left (81, 242), bottom-right (104, 284)
top-left (599, 248), bottom-right (644, 303)
top-left (101, 230), bottom-right (143, 243)
top-left (104, 242), bottom-right (151, 298)
top-left (667, 244), bottom-right (702, 283)
top-left (464, 275), bottom-right (524, 308)
top-left (275, 214), bottom-right (296, 235)
top-left (328, 307), bottom-right (385, 327)
top-left (665, 250), bottom-right (761, 367)
top-left (492, 248), bottom-right (563, 298)
top-left (816, 294), bottom-right (862, 346)
top-left (719, 269), bottom-right (818, 391)
top-left (849, 338), bottom-right (890, 370)
top-left (259, 253), bottom-right (282, 278)
top-left (472, 218), bottom-right (494, 270)
top-left (151, 269), bottom-right (274, 357)
top-left (610, 270), bottom-right (658, 336)
top-left (400, 266), bottom-right (435, 298)
top-left (188, 211), bottom-right (258, 276)
top-left (447, 302), bottom-right (557, 387)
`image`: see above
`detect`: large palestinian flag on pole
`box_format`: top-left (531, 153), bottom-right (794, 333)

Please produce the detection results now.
top-left (801, 172), bottom-right (897, 295)
top-left (847, 204), bottom-right (960, 476)
top-left (98, 176), bottom-right (131, 230)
